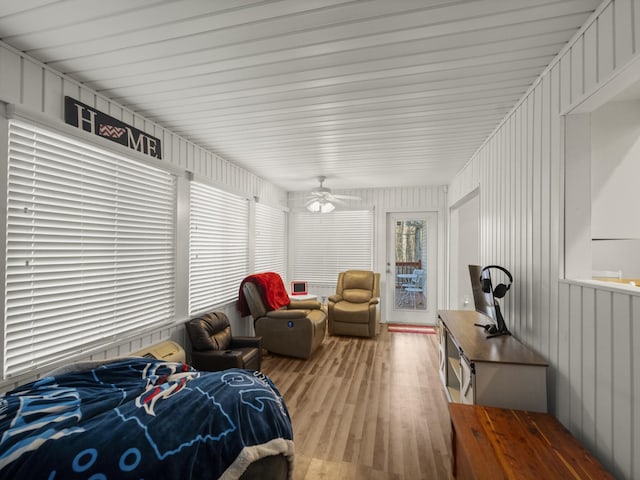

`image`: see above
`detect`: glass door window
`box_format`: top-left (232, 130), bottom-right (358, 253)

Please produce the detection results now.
top-left (387, 212), bottom-right (437, 325)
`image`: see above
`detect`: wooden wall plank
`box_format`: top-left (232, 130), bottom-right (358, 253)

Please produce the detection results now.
top-left (21, 58), bottom-right (42, 111)
top-left (633, 295), bottom-right (640, 480)
top-left (598, 3), bottom-right (615, 80)
top-left (507, 114), bottom-right (516, 324)
top-left (560, 53), bottom-right (572, 114)
top-left (571, 39), bottom-right (584, 104)
top-left (581, 286), bottom-right (597, 453)
top-left (611, 291), bottom-right (632, 478)
top-left (548, 63), bottom-right (561, 398)
top-left (532, 86), bottom-right (542, 337)
top-left (0, 46), bottom-right (21, 103)
top-left (514, 106), bottom-right (523, 333)
top-left (95, 96), bottom-right (110, 115)
top-left (43, 70), bottom-right (63, 117)
top-left (583, 22), bottom-right (599, 94)
top-left (594, 289), bottom-right (614, 467)
top-left (568, 283), bottom-right (583, 433)
top-left (635, 0), bottom-right (640, 54)
top-left (121, 107), bottom-right (133, 125)
top-left (525, 93), bottom-right (534, 334)
top-left (79, 86), bottom-right (94, 106)
top-left (614, 0), bottom-right (635, 67)
top-left (540, 73), bottom-right (551, 359)
top-left (556, 282), bottom-right (571, 421)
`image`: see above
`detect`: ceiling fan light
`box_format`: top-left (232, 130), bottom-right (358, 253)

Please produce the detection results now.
top-left (306, 199), bottom-right (335, 213)
top-left (306, 200), bottom-right (321, 213)
top-left (320, 201), bottom-right (335, 213)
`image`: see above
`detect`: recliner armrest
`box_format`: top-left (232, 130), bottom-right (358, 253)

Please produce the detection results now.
top-left (288, 300), bottom-right (322, 310)
top-left (230, 336), bottom-right (262, 349)
top-left (191, 350), bottom-right (244, 370)
top-left (266, 309), bottom-right (311, 319)
top-left (369, 298), bottom-right (380, 305)
top-left (328, 294), bottom-right (342, 303)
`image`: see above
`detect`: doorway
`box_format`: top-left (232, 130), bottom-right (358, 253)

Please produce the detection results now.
top-left (386, 212), bottom-right (437, 325)
top-left (449, 191), bottom-right (479, 310)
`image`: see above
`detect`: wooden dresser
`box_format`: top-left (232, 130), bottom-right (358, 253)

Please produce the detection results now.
top-left (449, 404), bottom-right (613, 479)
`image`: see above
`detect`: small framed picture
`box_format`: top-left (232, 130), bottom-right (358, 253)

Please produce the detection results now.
top-left (290, 281), bottom-right (308, 296)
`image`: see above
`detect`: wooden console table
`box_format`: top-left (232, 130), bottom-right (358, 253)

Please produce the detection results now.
top-left (449, 403), bottom-right (613, 479)
top-left (438, 310), bottom-right (548, 412)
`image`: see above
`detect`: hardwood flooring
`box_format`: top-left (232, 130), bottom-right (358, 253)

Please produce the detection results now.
top-left (261, 324), bottom-right (452, 480)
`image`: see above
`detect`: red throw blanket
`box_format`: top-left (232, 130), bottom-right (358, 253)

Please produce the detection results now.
top-left (237, 272), bottom-right (291, 317)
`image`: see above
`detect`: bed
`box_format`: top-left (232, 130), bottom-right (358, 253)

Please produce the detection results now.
top-left (0, 358), bottom-right (294, 479)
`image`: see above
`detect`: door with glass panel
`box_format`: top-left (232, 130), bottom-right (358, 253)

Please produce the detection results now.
top-left (386, 212), bottom-right (437, 325)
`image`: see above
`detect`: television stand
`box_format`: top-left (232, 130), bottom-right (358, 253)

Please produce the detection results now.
top-left (438, 309), bottom-right (547, 411)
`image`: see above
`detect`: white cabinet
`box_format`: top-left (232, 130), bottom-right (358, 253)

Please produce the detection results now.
top-left (438, 310), bottom-right (548, 413)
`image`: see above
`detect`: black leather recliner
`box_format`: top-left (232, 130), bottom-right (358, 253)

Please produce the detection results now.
top-left (186, 311), bottom-right (262, 371)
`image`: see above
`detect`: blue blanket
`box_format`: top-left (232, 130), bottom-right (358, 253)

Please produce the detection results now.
top-left (0, 359), bottom-right (293, 479)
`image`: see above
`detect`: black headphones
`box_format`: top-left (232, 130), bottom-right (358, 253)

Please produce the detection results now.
top-left (481, 265), bottom-right (513, 299)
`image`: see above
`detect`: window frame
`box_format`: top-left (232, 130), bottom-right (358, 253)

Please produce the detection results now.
top-left (3, 118), bottom-right (178, 379)
top-left (188, 180), bottom-right (250, 315)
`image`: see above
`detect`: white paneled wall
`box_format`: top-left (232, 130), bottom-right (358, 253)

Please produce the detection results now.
top-left (0, 40), bottom-right (286, 389)
top-left (449, 1), bottom-right (639, 477)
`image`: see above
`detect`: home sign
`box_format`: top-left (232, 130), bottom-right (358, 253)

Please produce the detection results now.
top-left (64, 96), bottom-right (162, 159)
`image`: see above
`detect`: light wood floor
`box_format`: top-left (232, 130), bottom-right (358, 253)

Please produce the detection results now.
top-left (261, 324), bottom-right (452, 480)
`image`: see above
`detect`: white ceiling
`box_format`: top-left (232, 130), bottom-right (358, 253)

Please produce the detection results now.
top-left (0, 0), bottom-right (601, 192)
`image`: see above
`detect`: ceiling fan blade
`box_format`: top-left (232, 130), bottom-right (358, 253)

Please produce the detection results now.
top-left (332, 194), bottom-right (361, 200)
top-left (332, 198), bottom-right (347, 206)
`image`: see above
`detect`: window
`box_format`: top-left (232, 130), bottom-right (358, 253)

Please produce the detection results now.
top-left (292, 210), bottom-right (373, 285)
top-left (189, 182), bottom-right (249, 314)
top-left (254, 202), bottom-right (286, 278)
top-left (566, 101), bottom-right (640, 285)
top-left (4, 120), bottom-right (176, 378)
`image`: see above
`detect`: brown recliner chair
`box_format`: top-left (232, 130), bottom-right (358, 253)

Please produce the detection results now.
top-left (186, 311), bottom-right (262, 371)
top-left (242, 281), bottom-right (326, 359)
top-left (328, 270), bottom-right (381, 338)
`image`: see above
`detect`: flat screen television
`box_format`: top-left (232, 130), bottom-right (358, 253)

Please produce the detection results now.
top-left (468, 265), bottom-right (510, 338)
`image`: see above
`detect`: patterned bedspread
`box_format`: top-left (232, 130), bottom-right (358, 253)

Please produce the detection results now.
top-left (0, 359), bottom-right (294, 479)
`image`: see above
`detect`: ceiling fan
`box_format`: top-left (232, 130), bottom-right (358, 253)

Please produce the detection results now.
top-left (304, 176), bottom-right (361, 213)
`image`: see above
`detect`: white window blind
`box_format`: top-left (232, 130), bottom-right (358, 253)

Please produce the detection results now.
top-left (5, 120), bottom-right (176, 378)
top-left (189, 182), bottom-right (249, 314)
top-left (255, 203), bottom-right (286, 278)
top-left (292, 210), bottom-right (373, 285)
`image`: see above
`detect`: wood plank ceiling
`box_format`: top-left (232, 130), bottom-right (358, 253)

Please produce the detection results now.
top-left (0, 0), bottom-right (601, 192)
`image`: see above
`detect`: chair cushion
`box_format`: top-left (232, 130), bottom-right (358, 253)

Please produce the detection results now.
top-left (334, 301), bottom-right (370, 324)
top-left (341, 271), bottom-right (374, 303)
top-left (343, 270), bottom-right (373, 288)
top-left (342, 288), bottom-right (372, 303)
